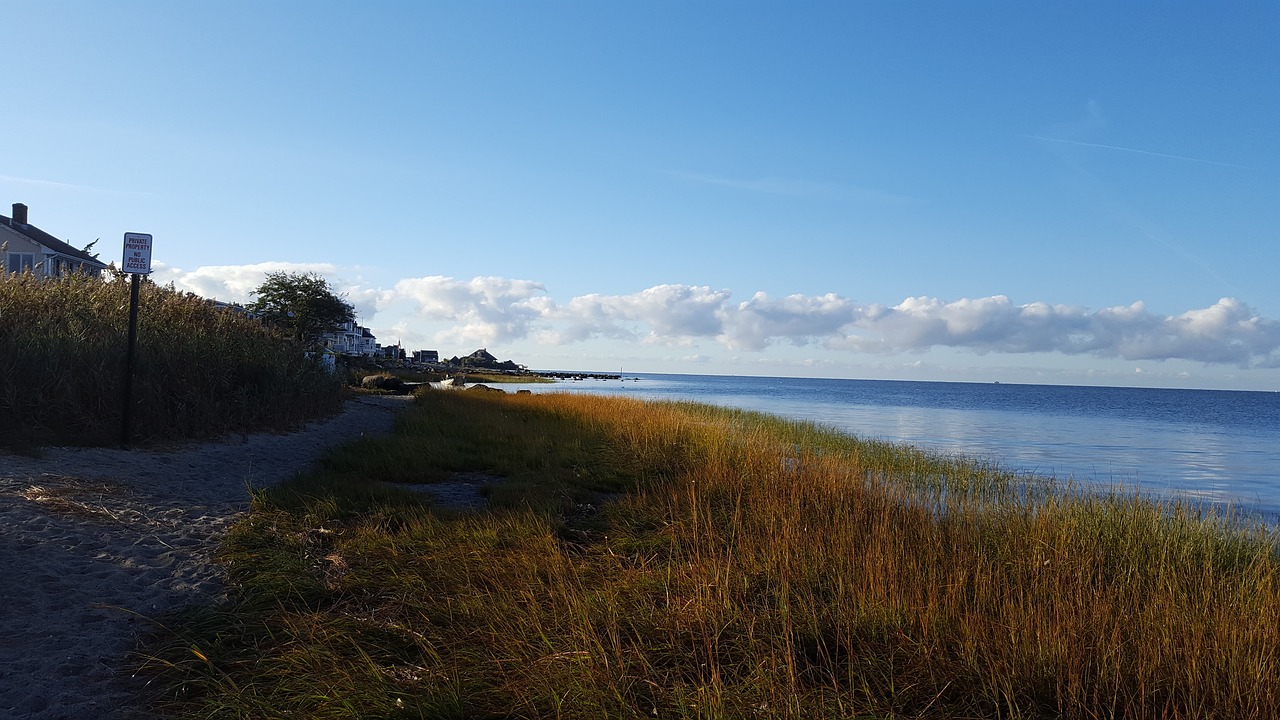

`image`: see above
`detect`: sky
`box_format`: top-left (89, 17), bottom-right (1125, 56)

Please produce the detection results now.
top-left (3, 1), bottom-right (1278, 390)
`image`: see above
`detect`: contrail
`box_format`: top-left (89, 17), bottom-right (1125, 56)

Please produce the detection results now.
top-left (0, 174), bottom-right (155, 195)
top-left (666, 169), bottom-right (914, 204)
top-left (1023, 135), bottom-right (1253, 170)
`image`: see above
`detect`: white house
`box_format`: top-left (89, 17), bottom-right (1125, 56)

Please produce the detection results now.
top-left (357, 326), bottom-right (377, 356)
top-left (2, 203), bottom-right (109, 278)
top-left (320, 321), bottom-right (378, 357)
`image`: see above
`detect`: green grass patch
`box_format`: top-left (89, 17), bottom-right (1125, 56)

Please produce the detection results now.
top-left (143, 391), bottom-right (1280, 719)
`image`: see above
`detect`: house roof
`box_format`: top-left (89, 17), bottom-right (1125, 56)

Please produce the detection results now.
top-left (1, 209), bottom-right (109, 269)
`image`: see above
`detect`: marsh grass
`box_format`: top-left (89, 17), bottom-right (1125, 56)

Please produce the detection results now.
top-left (0, 272), bottom-right (342, 447)
top-left (347, 362), bottom-right (554, 388)
top-left (145, 390), bottom-right (1280, 719)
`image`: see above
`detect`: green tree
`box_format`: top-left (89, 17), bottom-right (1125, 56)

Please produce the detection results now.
top-left (248, 271), bottom-right (355, 345)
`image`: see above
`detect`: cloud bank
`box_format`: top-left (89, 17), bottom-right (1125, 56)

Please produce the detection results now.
top-left (153, 264), bottom-right (1280, 369)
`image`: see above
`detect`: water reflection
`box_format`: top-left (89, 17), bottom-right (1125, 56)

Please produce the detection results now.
top-left (524, 375), bottom-right (1280, 520)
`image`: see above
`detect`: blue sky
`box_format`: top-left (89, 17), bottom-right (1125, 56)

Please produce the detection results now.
top-left (4, 1), bottom-right (1278, 389)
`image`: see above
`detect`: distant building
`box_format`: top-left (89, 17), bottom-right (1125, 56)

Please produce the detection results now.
top-left (412, 350), bottom-right (439, 363)
top-left (320, 321), bottom-right (378, 357)
top-left (446, 348), bottom-right (525, 372)
top-left (358, 326), bottom-right (377, 355)
top-left (209, 300), bottom-right (261, 319)
top-left (1, 203), bottom-right (109, 278)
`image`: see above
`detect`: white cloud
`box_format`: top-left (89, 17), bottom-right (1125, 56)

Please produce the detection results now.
top-left (153, 261), bottom-right (340, 303)
top-left (151, 261), bottom-right (389, 320)
top-left (721, 291), bottom-right (857, 351)
top-left (544, 284), bottom-right (731, 345)
top-left (390, 275), bottom-right (549, 347)
top-left (152, 263), bottom-right (1280, 369)
top-left (1119, 298), bottom-right (1280, 364)
top-left (832, 296), bottom-right (1280, 368)
top-left (834, 295), bottom-right (1094, 355)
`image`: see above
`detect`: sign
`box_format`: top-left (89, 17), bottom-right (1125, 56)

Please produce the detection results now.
top-left (119, 230), bottom-right (153, 445)
top-left (122, 232), bottom-right (153, 274)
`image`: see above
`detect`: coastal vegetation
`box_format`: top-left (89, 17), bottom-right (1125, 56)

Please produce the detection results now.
top-left (346, 363), bottom-right (553, 389)
top-left (248, 270), bottom-right (355, 345)
top-left (146, 389), bottom-right (1280, 719)
top-left (0, 271), bottom-right (342, 448)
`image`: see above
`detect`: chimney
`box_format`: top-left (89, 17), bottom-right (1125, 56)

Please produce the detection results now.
top-left (12, 203), bottom-right (27, 225)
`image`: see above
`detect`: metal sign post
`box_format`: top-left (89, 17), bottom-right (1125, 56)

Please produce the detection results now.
top-left (120, 232), bottom-right (153, 448)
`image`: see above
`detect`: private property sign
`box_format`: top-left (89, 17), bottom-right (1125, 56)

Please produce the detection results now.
top-left (122, 232), bottom-right (153, 274)
top-left (120, 230), bottom-right (153, 447)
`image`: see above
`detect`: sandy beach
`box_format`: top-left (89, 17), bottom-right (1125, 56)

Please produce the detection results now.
top-left (0, 394), bottom-right (414, 719)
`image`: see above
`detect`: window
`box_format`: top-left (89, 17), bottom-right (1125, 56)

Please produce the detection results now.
top-left (6, 253), bottom-right (35, 274)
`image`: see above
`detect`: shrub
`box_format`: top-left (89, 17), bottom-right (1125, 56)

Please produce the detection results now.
top-left (0, 271), bottom-right (343, 447)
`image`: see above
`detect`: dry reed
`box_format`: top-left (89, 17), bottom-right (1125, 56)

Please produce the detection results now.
top-left (1, 271), bottom-right (342, 447)
top-left (145, 390), bottom-right (1280, 719)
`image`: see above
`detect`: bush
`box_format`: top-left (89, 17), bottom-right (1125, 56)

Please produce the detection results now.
top-left (0, 271), bottom-right (344, 447)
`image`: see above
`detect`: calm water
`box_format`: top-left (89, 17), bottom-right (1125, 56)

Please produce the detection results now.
top-left (532, 373), bottom-right (1280, 520)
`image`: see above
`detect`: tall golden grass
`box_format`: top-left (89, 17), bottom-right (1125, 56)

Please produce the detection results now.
top-left (0, 271), bottom-right (342, 447)
top-left (147, 390), bottom-right (1280, 719)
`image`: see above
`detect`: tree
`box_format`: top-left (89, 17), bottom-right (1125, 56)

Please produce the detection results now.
top-left (248, 271), bottom-right (355, 345)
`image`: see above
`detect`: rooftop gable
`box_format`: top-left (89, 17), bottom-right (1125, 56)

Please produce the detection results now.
top-left (2, 205), bottom-right (109, 270)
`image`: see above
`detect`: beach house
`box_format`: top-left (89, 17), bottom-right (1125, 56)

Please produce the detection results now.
top-left (1, 203), bottom-right (109, 278)
top-left (320, 321), bottom-right (379, 357)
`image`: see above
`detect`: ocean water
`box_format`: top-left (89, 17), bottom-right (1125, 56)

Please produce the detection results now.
top-left (531, 373), bottom-right (1280, 520)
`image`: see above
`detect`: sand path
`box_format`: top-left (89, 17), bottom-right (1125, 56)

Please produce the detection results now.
top-left (0, 394), bottom-right (414, 719)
